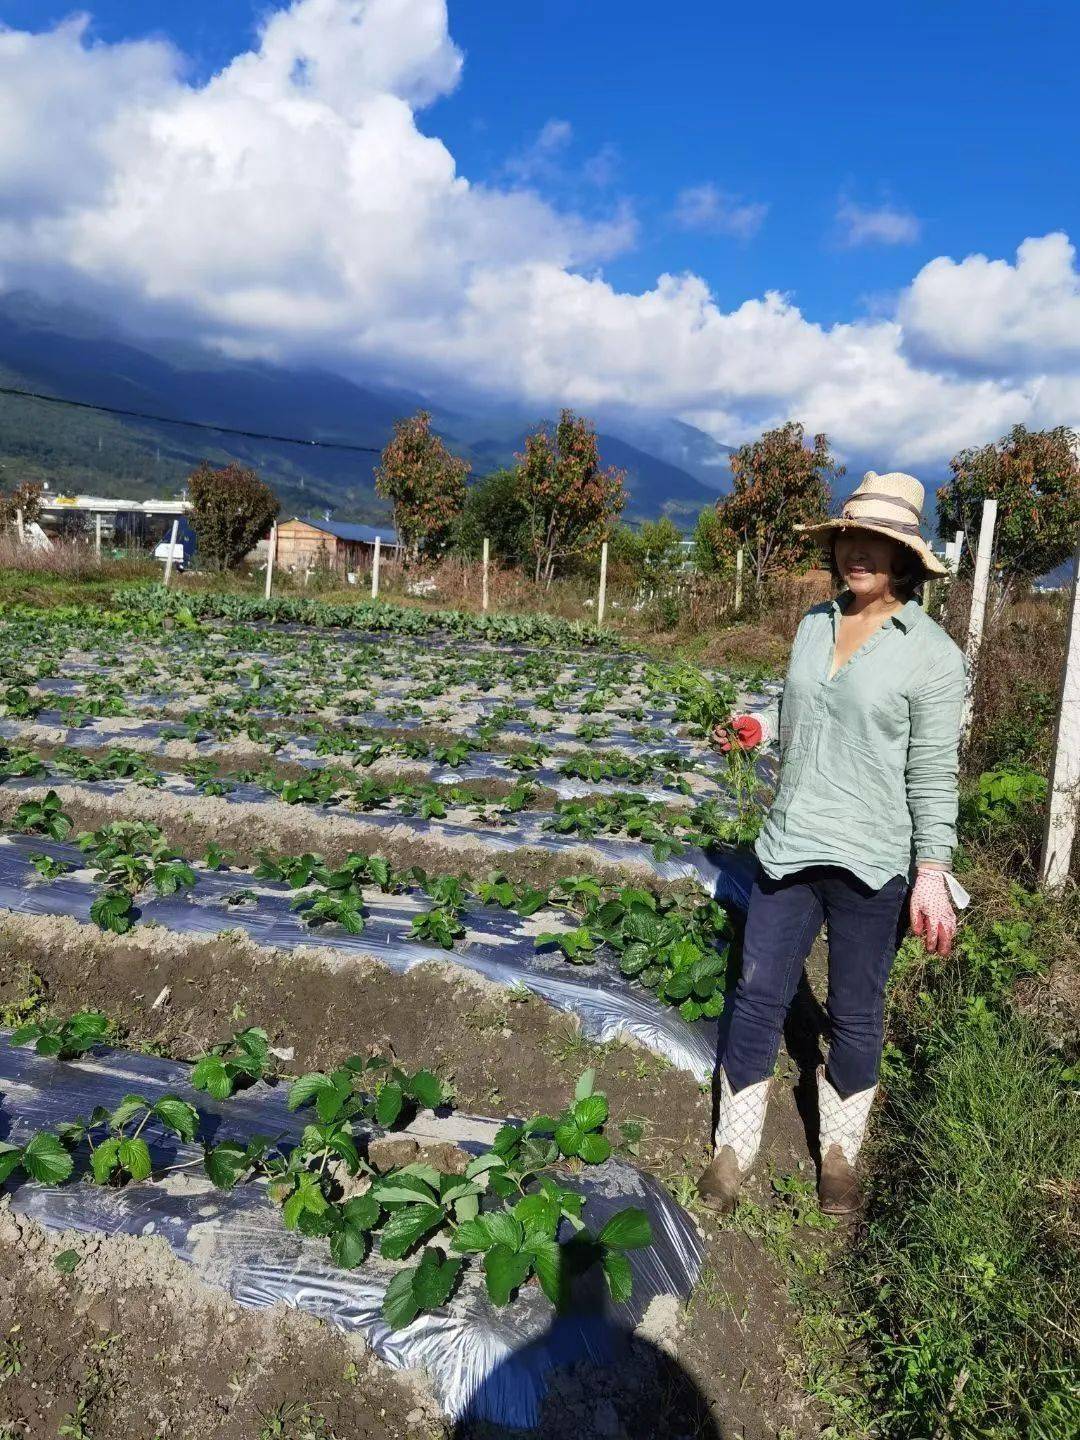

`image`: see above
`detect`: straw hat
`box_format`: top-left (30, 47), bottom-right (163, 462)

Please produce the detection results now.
top-left (798, 470), bottom-right (947, 578)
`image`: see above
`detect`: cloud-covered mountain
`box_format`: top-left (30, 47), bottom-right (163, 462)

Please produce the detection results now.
top-left (0, 291), bottom-right (725, 523)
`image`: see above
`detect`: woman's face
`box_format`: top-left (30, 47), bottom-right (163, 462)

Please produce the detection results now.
top-left (834, 530), bottom-right (903, 602)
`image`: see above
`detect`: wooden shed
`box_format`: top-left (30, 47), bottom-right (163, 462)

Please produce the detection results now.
top-left (274, 517), bottom-right (398, 572)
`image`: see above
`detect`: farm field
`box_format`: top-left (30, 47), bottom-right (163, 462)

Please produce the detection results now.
top-left (0, 587), bottom-right (820, 1439)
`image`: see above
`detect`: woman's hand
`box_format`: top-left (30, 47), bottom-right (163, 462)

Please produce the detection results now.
top-left (910, 868), bottom-right (957, 956)
top-left (712, 715), bottom-right (764, 753)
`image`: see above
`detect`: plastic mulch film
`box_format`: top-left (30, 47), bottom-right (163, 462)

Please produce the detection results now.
top-left (0, 835), bottom-right (723, 1081)
top-left (0, 1037), bottom-right (704, 1428)
top-left (0, 769), bottom-right (758, 907)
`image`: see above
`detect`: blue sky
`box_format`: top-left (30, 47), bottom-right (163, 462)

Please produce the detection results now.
top-left (1, 0), bottom-right (1078, 473)
top-left (6, 0), bottom-right (1074, 328)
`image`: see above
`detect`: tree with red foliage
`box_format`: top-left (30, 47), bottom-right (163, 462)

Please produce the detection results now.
top-left (518, 411), bottom-right (626, 585)
top-left (187, 462), bottom-right (279, 572)
top-left (375, 411), bottom-right (469, 562)
top-left (715, 421), bottom-right (840, 586)
top-left (938, 424), bottom-right (1080, 597)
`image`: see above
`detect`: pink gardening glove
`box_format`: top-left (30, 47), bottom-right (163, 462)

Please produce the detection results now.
top-left (712, 715), bottom-right (763, 753)
top-left (910, 870), bottom-right (957, 956)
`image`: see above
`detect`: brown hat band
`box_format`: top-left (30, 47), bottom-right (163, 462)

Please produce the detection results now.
top-left (839, 512), bottom-right (923, 538)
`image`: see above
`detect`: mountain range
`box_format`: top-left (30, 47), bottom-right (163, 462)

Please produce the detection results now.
top-left (0, 292), bottom-right (733, 527)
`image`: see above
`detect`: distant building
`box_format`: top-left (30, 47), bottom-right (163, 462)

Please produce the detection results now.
top-left (36, 493), bottom-right (187, 548)
top-left (274, 517), bottom-right (399, 571)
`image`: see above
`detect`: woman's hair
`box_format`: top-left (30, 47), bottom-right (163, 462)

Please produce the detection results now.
top-left (829, 534), bottom-right (925, 602)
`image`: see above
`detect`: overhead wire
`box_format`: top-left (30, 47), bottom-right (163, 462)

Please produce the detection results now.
top-left (0, 383), bottom-right (383, 454)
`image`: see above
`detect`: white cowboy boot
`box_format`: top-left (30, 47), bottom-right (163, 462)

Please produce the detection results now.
top-left (697, 1068), bottom-right (770, 1213)
top-left (816, 1066), bottom-right (877, 1214)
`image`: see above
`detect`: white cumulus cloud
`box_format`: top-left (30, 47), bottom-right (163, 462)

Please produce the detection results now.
top-left (0, 0), bottom-right (1075, 476)
top-left (899, 231), bottom-right (1080, 375)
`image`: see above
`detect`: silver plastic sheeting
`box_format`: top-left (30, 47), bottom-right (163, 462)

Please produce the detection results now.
top-left (1, 711), bottom-right (735, 808)
top-left (0, 835), bottom-right (721, 1081)
top-left (0, 768), bottom-right (756, 905)
top-left (0, 1038), bottom-right (703, 1427)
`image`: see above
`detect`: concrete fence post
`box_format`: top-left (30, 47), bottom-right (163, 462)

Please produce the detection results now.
top-left (162, 518), bottom-right (180, 589)
top-left (959, 498), bottom-right (997, 745)
top-left (1040, 540), bottom-right (1080, 889)
top-left (264, 521), bottom-right (277, 600)
top-left (371, 536), bottom-right (381, 600)
top-left (94, 511), bottom-right (102, 563)
top-left (734, 546), bottom-right (744, 613)
top-left (15, 508), bottom-right (25, 545)
top-left (482, 536), bottom-right (490, 613)
top-left (597, 541), bottom-right (609, 626)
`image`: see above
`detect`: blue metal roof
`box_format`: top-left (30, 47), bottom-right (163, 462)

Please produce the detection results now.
top-left (297, 517), bottom-right (398, 545)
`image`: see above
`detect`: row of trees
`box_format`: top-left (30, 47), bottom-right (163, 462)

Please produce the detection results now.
top-left (373, 410), bottom-right (1080, 600)
top-left (3, 409), bottom-right (1076, 593)
top-left (691, 420), bottom-right (1079, 596)
top-left (375, 409), bottom-right (626, 583)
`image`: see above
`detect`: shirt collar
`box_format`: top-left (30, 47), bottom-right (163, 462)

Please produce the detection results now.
top-left (831, 592), bottom-right (923, 633)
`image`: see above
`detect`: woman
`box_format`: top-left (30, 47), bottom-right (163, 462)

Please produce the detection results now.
top-left (697, 471), bottom-right (967, 1216)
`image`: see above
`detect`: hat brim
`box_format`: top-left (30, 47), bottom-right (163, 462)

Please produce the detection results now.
top-left (796, 518), bottom-right (949, 578)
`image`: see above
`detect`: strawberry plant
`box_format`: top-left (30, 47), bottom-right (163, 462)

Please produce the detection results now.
top-left (89, 889), bottom-right (136, 934)
top-left (202, 842), bottom-right (236, 871)
top-left (475, 873), bottom-right (549, 917)
top-left (0, 746), bottom-right (47, 779)
top-left (2, 685), bottom-right (43, 719)
top-left (315, 852), bottom-right (402, 893)
top-left (535, 926), bottom-right (597, 963)
top-left (0, 1131), bottom-right (75, 1186)
top-left (31, 854), bottom-right (71, 881)
top-left (292, 888), bottom-right (366, 933)
top-left (410, 906), bottom-right (466, 949)
top-left (253, 851), bottom-right (325, 887)
top-left (62, 1093), bottom-right (198, 1185)
top-left (10, 1010), bottom-right (110, 1059)
top-left (191, 1027), bottom-right (272, 1099)
top-left (13, 790), bottom-right (72, 841)
top-left (382, 1247), bottom-right (462, 1329)
top-left (288, 1054), bottom-right (452, 1129)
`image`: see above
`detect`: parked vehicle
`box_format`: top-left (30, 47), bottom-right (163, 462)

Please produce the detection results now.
top-left (154, 539), bottom-right (186, 571)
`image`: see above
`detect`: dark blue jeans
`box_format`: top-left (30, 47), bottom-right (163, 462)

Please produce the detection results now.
top-left (723, 865), bottom-right (909, 1098)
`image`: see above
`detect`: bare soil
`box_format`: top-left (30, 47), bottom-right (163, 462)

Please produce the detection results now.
top-left (0, 914), bottom-right (833, 1439)
top-left (0, 1204), bottom-right (443, 1440)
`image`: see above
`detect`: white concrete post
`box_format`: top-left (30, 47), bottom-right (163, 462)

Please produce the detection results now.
top-left (960, 498), bottom-right (997, 744)
top-left (734, 546), bottom-right (744, 613)
top-left (15, 508), bottom-right (25, 545)
top-left (162, 518), bottom-right (180, 589)
top-left (264, 521), bottom-right (277, 600)
top-left (597, 541), bottom-right (609, 626)
top-left (1040, 540), bottom-right (1080, 889)
top-left (94, 511), bottom-right (102, 562)
top-left (482, 536), bottom-right (490, 612)
top-left (922, 580), bottom-right (933, 613)
top-left (371, 535), bottom-right (381, 600)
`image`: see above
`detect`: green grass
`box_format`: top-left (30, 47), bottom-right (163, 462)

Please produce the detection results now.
top-left (854, 1003), bottom-right (1078, 1436)
top-left (809, 890), bottom-right (1080, 1439)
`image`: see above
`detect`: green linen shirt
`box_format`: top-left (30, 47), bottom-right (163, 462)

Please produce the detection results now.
top-left (754, 596), bottom-right (967, 891)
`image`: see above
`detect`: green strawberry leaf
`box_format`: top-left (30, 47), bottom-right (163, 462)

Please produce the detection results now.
top-left (483, 1244), bottom-right (534, 1307)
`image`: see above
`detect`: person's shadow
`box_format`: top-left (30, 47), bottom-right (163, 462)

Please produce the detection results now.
top-left (451, 1296), bottom-right (726, 1438)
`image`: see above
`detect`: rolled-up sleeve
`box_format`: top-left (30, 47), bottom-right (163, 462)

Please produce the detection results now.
top-left (905, 644), bottom-right (967, 864)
